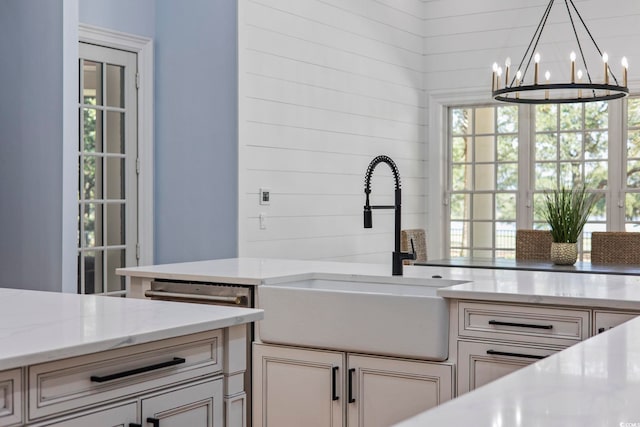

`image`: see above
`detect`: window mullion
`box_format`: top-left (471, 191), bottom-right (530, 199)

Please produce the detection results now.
top-left (608, 99), bottom-right (625, 231)
top-left (517, 105), bottom-right (533, 228)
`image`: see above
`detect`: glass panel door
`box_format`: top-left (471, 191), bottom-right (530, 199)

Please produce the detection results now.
top-left (78, 43), bottom-right (138, 295)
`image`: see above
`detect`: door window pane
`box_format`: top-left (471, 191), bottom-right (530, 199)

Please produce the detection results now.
top-left (82, 61), bottom-right (102, 105)
top-left (106, 64), bottom-right (125, 108)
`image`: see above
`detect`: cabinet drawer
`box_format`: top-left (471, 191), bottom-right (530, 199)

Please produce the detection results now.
top-left (457, 340), bottom-right (558, 395)
top-left (28, 330), bottom-right (222, 421)
top-left (593, 310), bottom-right (639, 335)
top-left (0, 369), bottom-right (22, 427)
top-left (459, 302), bottom-right (589, 347)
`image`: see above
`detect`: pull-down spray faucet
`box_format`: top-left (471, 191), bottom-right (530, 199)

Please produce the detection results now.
top-left (363, 155), bottom-right (415, 275)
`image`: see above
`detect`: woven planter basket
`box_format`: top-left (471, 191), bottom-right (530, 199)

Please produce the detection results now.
top-left (551, 242), bottom-right (577, 265)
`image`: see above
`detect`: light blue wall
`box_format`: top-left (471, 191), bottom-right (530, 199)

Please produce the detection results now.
top-left (0, 1), bottom-right (238, 292)
top-left (0, 0), bottom-right (66, 292)
top-left (79, 0), bottom-right (155, 38)
top-left (154, 0), bottom-right (238, 263)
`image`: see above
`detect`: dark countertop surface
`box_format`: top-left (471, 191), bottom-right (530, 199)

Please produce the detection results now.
top-left (415, 257), bottom-right (640, 275)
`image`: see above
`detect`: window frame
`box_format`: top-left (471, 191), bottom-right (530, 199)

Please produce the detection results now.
top-left (442, 96), bottom-right (637, 260)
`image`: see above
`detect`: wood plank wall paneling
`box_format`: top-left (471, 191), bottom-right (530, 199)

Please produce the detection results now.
top-left (239, 0), bottom-right (427, 263)
top-left (240, 0), bottom-right (640, 263)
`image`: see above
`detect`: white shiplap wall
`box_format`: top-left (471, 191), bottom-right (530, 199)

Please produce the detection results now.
top-left (239, 0), bottom-right (640, 262)
top-left (238, 0), bottom-right (426, 263)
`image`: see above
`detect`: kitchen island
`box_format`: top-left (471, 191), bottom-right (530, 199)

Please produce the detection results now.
top-left (0, 287), bottom-right (262, 426)
top-left (118, 257), bottom-right (640, 425)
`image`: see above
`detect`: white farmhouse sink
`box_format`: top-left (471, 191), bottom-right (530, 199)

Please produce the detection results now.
top-left (257, 277), bottom-right (463, 361)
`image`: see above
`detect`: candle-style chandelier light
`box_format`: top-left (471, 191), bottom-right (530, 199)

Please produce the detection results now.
top-left (492, 0), bottom-right (629, 104)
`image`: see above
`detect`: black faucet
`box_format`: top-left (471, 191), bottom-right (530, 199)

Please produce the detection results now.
top-left (363, 155), bottom-right (415, 275)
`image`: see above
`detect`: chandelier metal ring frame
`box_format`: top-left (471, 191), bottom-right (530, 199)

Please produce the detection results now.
top-left (492, 0), bottom-right (629, 104)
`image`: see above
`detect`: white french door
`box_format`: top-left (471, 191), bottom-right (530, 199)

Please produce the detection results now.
top-left (78, 42), bottom-right (138, 295)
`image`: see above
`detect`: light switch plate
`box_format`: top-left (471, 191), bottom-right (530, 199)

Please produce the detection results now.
top-left (259, 188), bottom-right (271, 205)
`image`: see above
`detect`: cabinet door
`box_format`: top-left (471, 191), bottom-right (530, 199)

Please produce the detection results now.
top-left (593, 310), bottom-right (639, 335)
top-left (31, 401), bottom-right (138, 426)
top-left (346, 354), bottom-right (453, 427)
top-left (0, 368), bottom-right (22, 427)
top-left (457, 340), bottom-right (557, 395)
top-left (253, 343), bottom-right (344, 427)
top-left (141, 378), bottom-right (223, 427)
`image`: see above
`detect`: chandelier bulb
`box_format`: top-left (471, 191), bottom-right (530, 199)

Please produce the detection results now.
top-left (534, 52), bottom-right (541, 63)
top-left (570, 51), bottom-right (576, 62)
top-left (505, 57), bottom-right (511, 67)
top-left (493, 62), bottom-right (498, 72)
top-left (545, 71), bottom-right (551, 81)
top-left (622, 57), bottom-right (629, 69)
top-left (577, 69), bottom-right (583, 80)
top-left (602, 52), bottom-right (609, 63)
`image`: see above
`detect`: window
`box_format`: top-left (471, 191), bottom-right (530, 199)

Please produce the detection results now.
top-left (449, 105), bottom-right (518, 258)
top-left (78, 43), bottom-right (138, 295)
top-left (447, 98), bottom-right (637, 260)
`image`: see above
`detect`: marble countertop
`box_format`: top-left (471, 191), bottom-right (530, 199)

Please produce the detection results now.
top-left (395, 314), bottom-right (640, 426)
top-left (119, 257), bottom-right (640, 310)
top-left (0, 288), bottom-right (263, 371)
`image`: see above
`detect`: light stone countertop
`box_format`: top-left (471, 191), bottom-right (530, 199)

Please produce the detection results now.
top-left (118, 257), bottom-right (640, 310)
top-left (0, 287), bottom-right (263, 371)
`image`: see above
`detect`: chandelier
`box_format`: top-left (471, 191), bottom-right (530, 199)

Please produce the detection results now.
top-left (491, 0), bottom-right (629, 104)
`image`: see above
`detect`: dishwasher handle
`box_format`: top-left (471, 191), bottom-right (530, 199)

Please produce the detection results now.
top-left (144, 290), bottom-right (246, 305)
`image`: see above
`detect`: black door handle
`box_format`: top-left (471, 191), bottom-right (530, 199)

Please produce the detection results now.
top-left (348, 368), bottom-right (356, 403)
top-left (147, 418), bottom-right (160, 427)
top-left (486, 349), bottom-right (547, 360)
top-left (90, 357), bottom-right (186, 383)
top-left (332, 366), bottom-right (339, 401)
top-left (488, 320), bottom-right (553, 330)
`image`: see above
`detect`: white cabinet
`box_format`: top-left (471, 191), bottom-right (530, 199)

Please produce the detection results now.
top-left (0, 368), bottom-right (22, 427)
top-left (30, 401), bottom-right (138, 427)
top-left (457, 340), bottom-right (558, 393)
top-left (141, 378), bottom-right (223, 427)
top-left (253, 344), bottom-right (343, 427)
top-left (593, 310), bottom-right (639, 335)
top-left (346, 354), bottom-right (452, 427)
top-left (7, 328), bottom-right (245, 427)
top-left (253, 343), bottom-right (453, 427)
top-left (454, 301), bottom-right (590, 395)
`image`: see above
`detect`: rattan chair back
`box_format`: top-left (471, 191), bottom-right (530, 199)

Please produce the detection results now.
top-left (591, 232), bottom-right (640, 264)
top-left (401, 229), bottom-right (427, 263)
top-left (515, 229), bottom-right (553, 261)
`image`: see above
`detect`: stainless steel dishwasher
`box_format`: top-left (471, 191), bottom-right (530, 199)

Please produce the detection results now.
top-left (145, 279), bottom-right (255, 424)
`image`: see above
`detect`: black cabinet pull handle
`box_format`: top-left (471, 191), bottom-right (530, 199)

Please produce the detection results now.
top-left (598, 327), bottom-right (606, 334)
top-left (488, 320), bottom-right (553, 330)
top-left (486, 349), bottom-right (547, 360)
top-left (129, 424), bottom-right (142, 427)
top-left (348, 368), bottom-right (356, 403)
top-left (147, 418), bottom-right (160, 427)
top-left (331, 366), bottom-right (339, 401)
top-left (90, 357), bottom-right (186, 383)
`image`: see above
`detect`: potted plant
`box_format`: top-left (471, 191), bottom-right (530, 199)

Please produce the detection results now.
top-left (542, 186), bottom-right (596, 265)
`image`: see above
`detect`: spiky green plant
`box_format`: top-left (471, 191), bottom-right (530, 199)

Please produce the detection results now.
top-left (542, 186), bottom-right (596, 243)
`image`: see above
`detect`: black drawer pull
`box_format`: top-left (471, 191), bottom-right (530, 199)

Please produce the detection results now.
top-left (90, 357), bottom-right (186, 383)
top-left (348, 368), bottom-right (356, 403)
top-left (488, 320), bottom-right (553, 330)
top-left (486, 349), bottom-right (547, 360)
top-left (147, 418), bottom-right (160, 427)
top-left (332, 366), bottom-right (339, 401)
top-left (129, 424), bottom-right (142, 427)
